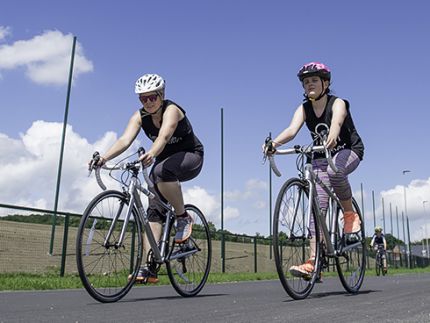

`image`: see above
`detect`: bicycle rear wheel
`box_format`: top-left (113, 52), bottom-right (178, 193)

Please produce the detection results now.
top-left (273, 178), bottom-right (321, 300)
top-left (76, 190), bottom-right (143, 303)
top-left (335, 197), bottom-right (366, 293)
top-left (166, 204), bottom-right (212, 297)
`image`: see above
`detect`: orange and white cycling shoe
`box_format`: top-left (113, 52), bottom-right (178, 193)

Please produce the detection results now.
top-left (343, 211), bottom-right (361, 234)
top-left (289, 259), bottom-right (315, 279)
top-left (128, 267), bottom-right (159, 284)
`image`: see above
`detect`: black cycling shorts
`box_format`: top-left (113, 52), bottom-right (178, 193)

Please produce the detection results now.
top-left (150, 151), bottom-right (203, 184)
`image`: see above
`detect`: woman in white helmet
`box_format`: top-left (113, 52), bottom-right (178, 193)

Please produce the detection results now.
top-left (96, 73), bottom-right (204, 283)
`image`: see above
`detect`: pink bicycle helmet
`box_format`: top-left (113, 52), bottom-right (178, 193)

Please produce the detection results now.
top-left (297, 62), bottom-right (331, 82)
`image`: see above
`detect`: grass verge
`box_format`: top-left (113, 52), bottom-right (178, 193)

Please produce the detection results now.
top-left (1, 267), bottom-right (429, 291)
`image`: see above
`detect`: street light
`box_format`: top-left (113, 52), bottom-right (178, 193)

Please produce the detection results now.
top-left (424, 201), bottom-right (429, 259)
top-left (402, 170), bottom-right (411, 268)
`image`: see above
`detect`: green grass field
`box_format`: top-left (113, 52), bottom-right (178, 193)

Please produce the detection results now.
top-left (1, 267), bottom-right (430, 291)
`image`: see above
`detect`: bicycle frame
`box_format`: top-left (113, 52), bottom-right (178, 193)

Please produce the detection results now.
top-left (270, 146), bottom-right (362, 260)
top-left (101, 166), bottom-right (199, 264)
top-left (304, 162), bottom-right (342, 256)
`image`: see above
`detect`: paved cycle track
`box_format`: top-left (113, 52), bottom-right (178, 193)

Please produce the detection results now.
top-left (1, 273), bottom-right (429, 323)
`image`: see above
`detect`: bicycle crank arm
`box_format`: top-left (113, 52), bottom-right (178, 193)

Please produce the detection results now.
top-left (338, 241), bottom-right (362, 254)
top-left (168, 248), bottom-right (199, 261)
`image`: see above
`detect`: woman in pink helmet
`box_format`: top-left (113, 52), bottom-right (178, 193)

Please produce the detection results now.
top-left (266, 62), bottom-right (364, 278)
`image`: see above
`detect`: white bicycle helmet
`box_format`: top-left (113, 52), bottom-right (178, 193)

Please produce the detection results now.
top-left (135, 74), bottom-right (165, 94)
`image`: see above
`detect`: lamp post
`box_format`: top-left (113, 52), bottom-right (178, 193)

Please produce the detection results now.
top-left (424, 201), bottom-right (429, 259)
top-left (402, 170), bottom-right (411, 268)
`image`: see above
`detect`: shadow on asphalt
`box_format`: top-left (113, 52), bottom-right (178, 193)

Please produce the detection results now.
top-left (310, 289), bottom-right (379, 299)
top-left (281, 289), bottom-right (380, 302)
top-left (116, 293), bottom-right (229, 304)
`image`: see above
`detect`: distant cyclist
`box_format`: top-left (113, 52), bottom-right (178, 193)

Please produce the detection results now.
top-left (92, 73), bottom-right (204, 283)
top-left (264, 62), bottom-right (364, 278)
top-left (370, 227), bottom-right (387, 274)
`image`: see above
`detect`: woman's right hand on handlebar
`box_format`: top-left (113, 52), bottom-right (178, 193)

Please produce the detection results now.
top-left (88, 152), bottom-right (106, 171)
top-left (262, 137), bottom-right (278, 156)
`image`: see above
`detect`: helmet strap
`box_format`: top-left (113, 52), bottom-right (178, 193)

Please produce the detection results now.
top-left (304, 79), bottom-right (329, 102)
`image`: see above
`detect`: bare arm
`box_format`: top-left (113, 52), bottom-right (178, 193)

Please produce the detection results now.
top-left (272, 105), bottom-right (306, 148)
top-left (101, 111), bottom-right (142, 161)
top-left (326, 98), bottom-right (347, 149)
top-left (370, 236), bottom-right (375, 247)
top-left (140, 104), bottom-right (183, 166)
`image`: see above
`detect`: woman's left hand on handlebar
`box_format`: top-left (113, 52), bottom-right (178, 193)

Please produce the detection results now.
top-left (139, 152), bottom-right (155, 167)
top-left (325, 134), bottom-right (338, 149)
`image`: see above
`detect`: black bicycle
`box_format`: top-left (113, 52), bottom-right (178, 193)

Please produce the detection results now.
top-left (76, 148), bottom-right (212, 303)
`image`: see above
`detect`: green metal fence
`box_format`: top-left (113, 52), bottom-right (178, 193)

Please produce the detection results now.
top-left (1, 203), bottom-right (428, 276)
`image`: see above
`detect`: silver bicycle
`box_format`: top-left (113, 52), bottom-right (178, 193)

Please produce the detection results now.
top-left (265, 125), bottom-right (366, 300)
top-left (76, 148), bottom-right (212, 303)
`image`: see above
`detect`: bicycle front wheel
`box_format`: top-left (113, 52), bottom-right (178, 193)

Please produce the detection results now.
top-left (335, 197), bottom-right (366, 293)
top-left (273, 178), bottom-right (320, 300)
top-left (166, 204), bottom-right (212, 297)
top-left (375, 254), bottom-right (381, 276)
top-left (76, 190), bottom-right (143, 303)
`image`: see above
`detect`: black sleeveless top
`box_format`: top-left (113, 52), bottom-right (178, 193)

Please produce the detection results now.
top-left (139, 99), bottom-right (204, 161)
top-left (303, 95), bottom-right (364, 160)
top-left (373, 233), bottom-right (385, 245)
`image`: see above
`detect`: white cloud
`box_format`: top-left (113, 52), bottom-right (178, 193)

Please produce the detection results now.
top-left (0, 121), bottom-right (124, 213)
top-left (183, 186), bottom-right (219, 223)
top-left (225, 178), bottom-right (268, 203)
top-left (380, 178), bottom-right (430, 220)
top-left (0, 26), bottom-right (11, 42)
top-left (253, 200), bottom-right (266, 209)
top-left (245, 179), bottom-right (267, 191)
top-left (223, 206), bottom-right (240, 220)
top-left (0, 123), bottom-right (219, 223)
top-left (0, 30), bottom-right (93, 85)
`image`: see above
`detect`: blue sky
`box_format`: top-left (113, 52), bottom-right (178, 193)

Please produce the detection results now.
top-left (1, 0), bottom-right (430, 243)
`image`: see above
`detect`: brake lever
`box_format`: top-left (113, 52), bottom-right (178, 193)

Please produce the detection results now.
top-left (88, 151), bottom-right (101, 176)
top-left (262, 133), bottom-right (275, 164)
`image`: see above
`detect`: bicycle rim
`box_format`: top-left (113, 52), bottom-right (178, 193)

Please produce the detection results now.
top-left (166, 204), bottom-right (212, 297)
top-left (273, 178), bottom-right (320, 300)
top-left (335, 197), bottom-right (366, 293)
top-left (76, 190), bottom-right (143, 303)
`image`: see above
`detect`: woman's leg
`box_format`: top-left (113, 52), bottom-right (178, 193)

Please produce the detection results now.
top-left (327, 149), bottom-right (361, 233)
top-left (151, 151), bottom-right (203, 242)
top-left (157, 181), bottom-right (185, 215)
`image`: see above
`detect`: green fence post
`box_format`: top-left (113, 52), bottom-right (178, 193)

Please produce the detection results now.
top-left (60, 214), bottom-right (70, 277)
top-left (49, 36), bottom-right (77, 255)
top-left (254, 237), bottom-right (257, 273)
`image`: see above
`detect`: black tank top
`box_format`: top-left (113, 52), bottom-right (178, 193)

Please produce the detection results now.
top-left (139, 99), bottom-right (204, 161)
top-left (373, 234), bottom-right (385, 245)
top-left (303, 95), bottom-right (364, 160)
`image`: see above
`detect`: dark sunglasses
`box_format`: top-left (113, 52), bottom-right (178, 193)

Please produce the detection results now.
top-left (139, 94), bottom-right (158, 103)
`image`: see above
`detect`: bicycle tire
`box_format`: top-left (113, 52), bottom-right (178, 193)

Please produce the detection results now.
top-left (335, 197), bottom-right (366, 293)
top-left (375, 253), bottom-right (381, 276)
top-left (76, 190), bottom-right (143, 303)
top-left (166, 204), bottom-right (212, 297)
top-left (273, 178), bottom-right (321, 300)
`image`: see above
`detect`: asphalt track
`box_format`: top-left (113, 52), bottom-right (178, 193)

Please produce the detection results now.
top-left (1, 273), bottom-right (429, 323)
